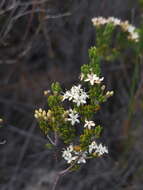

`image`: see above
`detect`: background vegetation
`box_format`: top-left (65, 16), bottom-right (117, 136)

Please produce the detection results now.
top-left (0, 0), bottom-right (143, 189)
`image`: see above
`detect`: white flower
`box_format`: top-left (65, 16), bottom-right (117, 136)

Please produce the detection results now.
top-left (80, 73), bottom-right (84, 80)
top-left (62, 150), bottom-right (72, 160)
top-left (84, 73), bottom-right (104, 85)
top-left (108, 17), bottom-right (121, 25)
top-left (89, 141), bottom-right (108, 156)
top-left (127, 25), bottom-right (135, 33)
top-left (129, 32), bottom-right (139, 42)
top-left (77, 157), bottom-right (86, 164)
top-left (73, 91), bottom-right (88, 106)
top-left (120, 22), bottom-right (139, 42)
top-left (67, 109), bottom-right (80, 125)
top-left (62, 150), bottom-right (77, 163)
top-left (92, 17), bottom-right (121, 27)
top-left (77, 152), bottom-right (87, 164)
top-left (120, 20), bottom-right (129, 31)
top-left (62, 145), bottom-right (87, 164)
top-left (67, 156), bottom-right (78, 164)
top-left (62, 90), bottom-right (73, 101)
top-left (62, 146), bottom-right (72, 161)
top-left (62, 145), bottom-right (77, 163)
top-left (62, 85), bottom-right (88, 107)
top-left (84, 120), bottom-right (95, 130)
top-left (89, 141), bottom-right (97, 153)
top-left (71, 84), bottom-right (82, 93)
top-left (94, 143), bottom-right (108, 156)
top-left (67, 144), bottom-right (74, 152)
top-left (92, 17), bottom-right (107, 26)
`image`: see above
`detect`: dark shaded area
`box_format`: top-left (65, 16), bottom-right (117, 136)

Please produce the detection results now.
top-left (0, 0), bottom-right (143, 190)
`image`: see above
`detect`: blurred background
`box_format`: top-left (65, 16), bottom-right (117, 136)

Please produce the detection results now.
top-left (0, 0), bottom-right (143, 189)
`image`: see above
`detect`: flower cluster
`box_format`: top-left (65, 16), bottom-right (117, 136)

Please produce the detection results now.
top-left (105, 91), bottom-right (114, 98)
top-left (62, 85), bottom-right (88, 107)
top-left (121, 22), bottom-right (139, 42)
top-left (92, 17), bottom-right (121, 26)
top-left (62, 141), bottom-right (108, 164)
top-left (62, 144), bottom-right (87, 164)
top-left (34, 108), bottom-right (51, 121)
top-left (92, 17), bottom-right (139, 42)
top-left (89, 141), bottom-right (108, 156)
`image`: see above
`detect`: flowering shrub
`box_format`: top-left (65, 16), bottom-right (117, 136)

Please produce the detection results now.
top-left (34, 16), bottom-right (140, 189)
top-left (91, 17), bottom-right (140, 62)
top-left (34, 46), bottom-right (113, 165)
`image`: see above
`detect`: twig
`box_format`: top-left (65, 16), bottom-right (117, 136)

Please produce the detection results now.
top-left (54, 132), bottom-right (58, 146)
top-left (7, 120), bottom-right (37, 190)
top-left (47, 134), bottom-right (55, 146)
top-left (0, 140), bottom-right (6, 144)
top-left (51, 161), bottom-right (76, 190)
top-left (8, 124), bottom-right (46, 143)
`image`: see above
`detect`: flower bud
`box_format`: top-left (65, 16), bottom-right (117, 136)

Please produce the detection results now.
top-left (101, 85), bottom-right (106, 91)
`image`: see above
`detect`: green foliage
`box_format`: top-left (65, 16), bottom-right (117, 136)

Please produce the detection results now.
top-left (94, 125), bottom-right (103, 138)
top-left (96, 23), bottom-right (115, 50)
top-left (51, 82), bottom-right (62, 94)
top-left (45, 143), bottom-right (54, 149)
top-left (76, 105), bottom-right (98, 120)
top-left (58, 123), bottom-right (76, 144)
top-left (88, 47), bottom-right (101, 75)
top-left (139, 0), bottom-right (143, 7)
top-left (48, 95), bottom-right (62, 108)
top-left (138, 25), bottom-right (143, 52)
top-left (39, 120), bottom-right (47, 134)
